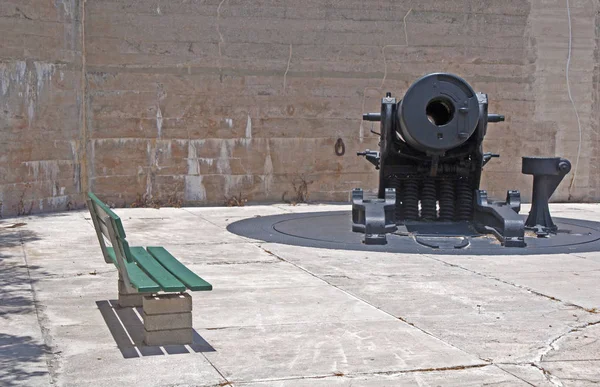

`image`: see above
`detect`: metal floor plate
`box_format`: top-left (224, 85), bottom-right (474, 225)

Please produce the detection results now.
top-left (227, 211), bottom-right (600, 255)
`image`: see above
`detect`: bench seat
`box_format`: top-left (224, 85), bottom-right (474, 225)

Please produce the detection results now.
top-left (87, 192), bottom-right (212, 296)
top-left (105, 246), bottom-right (213, 293)
top-left (130, 246), bottom-right (187, 292)
top-left (146, 247), bottom-right (212, 291)
top-left (106, 247), bottom-right (162, 293)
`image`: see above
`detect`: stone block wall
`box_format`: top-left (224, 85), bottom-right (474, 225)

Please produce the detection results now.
top-left (0, 0), bottom-right (598, 216)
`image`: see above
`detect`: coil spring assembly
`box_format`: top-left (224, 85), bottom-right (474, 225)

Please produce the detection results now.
top-left (438, 178), bottom-right (455, 221)
top-left (456, 178), bottom-right (473, 221)
top-left (420, 179), bottom-right (437, 221)
top-left (403, 179), bottom-right (419, 220)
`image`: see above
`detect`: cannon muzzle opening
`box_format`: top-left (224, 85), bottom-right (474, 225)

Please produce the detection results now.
top-left (426, 98), bottom-right (455, 126)
top-left (398, 73), bottom-right (481, 153)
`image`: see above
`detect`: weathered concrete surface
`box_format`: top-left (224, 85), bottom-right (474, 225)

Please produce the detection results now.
top-left (0, 246), bottom-right (52, 387)
top-left (0, 0), bottom-right (83, 217)
top-left (1, 203), bottom-right (599, 386)
top-left (1, 1), bottom-right (599, 217)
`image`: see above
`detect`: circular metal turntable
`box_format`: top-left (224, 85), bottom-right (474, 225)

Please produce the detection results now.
top-left (227, 211), bottom-right (600, 255)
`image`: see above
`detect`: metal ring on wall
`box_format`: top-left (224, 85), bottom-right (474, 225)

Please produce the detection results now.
top-left (334, 138), bottom-right (345, 156)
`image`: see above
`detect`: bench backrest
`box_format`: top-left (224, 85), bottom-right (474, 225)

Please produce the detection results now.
top-left (86, 193), bottom-right (136, 289)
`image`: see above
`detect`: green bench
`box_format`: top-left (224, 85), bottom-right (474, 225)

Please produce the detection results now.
top-left (86, 192), bottom-right (212, 345)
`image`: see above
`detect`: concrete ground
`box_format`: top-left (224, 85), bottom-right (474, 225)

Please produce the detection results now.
top-left (1, 203), bottom-right (599, 387)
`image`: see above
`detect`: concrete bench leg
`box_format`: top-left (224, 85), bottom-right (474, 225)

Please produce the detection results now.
top-left (142, 293), bottom-right (193, 346)
top-left (117, 278), bottom-right (150, 307)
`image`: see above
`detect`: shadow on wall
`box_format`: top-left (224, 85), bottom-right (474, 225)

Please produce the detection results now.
top-left (0, 227), bottom-right (51, 386)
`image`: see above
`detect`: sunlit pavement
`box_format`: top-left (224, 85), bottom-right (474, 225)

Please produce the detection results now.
top-left (1, 203), bottom-right (599, 386)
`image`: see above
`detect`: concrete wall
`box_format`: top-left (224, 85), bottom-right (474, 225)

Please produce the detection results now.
top-left (0, 0), bottom-right (598, 216)
top-left (0, 0), bottom-right (83, 216)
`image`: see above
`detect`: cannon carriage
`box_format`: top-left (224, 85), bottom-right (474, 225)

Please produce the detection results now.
top-left (354, 73), bottom-right (571, 247)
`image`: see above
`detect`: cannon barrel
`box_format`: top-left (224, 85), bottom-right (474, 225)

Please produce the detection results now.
top-left (397, 73), bottom-right (481, 153)
top-left (358, 72), bottom-right (507, 222)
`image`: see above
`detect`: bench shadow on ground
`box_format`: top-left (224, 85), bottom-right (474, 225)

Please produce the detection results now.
top-left (96, 300), bottom-right (215, 358)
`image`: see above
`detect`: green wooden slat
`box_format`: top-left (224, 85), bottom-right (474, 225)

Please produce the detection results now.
top-left (147, 247), bottom-right (213, 291)
top-left (125, 263), bottom-right (162, 293)
top-left (87, 192), bottom-right (126, 238)
top-left (129, 247), bottom-right (186, 292)
top-left (106, 247), bottom-right (118, 265)
top-left (106, 246), bottom-right (161, 292)
top-left (120, 238), bottom-right (136, 263)
top-left (106, 247), bottom-right (161, 293)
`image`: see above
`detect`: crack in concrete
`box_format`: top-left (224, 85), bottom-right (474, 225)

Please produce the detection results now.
top-left (179, 208), bottom-right (258, 244)
top-left (205, 260), bottom-right (277, 266)
top-left (200, 350), bottom-right (231, 386)
top-left (529, 362), bottom-right (564, 387)
top-left (78, 0), bottom-right (90, 199)
top-left (13, 7), bottom-right (33, 20)
top-left (358, 8), bottom-right (411, 141)
top-left (420, 253), bottom-right (600, 387)
top-left (236, 363), bottom-right (492, 385)
top-left (499, 359), bottom-right (600, 386)
top-left (539, 320), bottom-right (600, 363)
top-left (565, 0), bottom-right (583, 199)
top-left (18, 230), bottom-right (58, 385)
top-left (541, 358), bottom-right (600, 363)
top-left (272, 204), bottom-right (300, 213)
top-left (495, 361), bottom-right (569, 386)
top-left (283, 44), bottom-right (292, 91)
top-left (422, 254), bottom-right (596, 314)
top-left (380, 8), bottom-right (412, 88)
top-left (403, 8), bottom-right (412, 46)
top-left (216, 0), bottom-right (227, 79)
top-left (494, 364), bottom-right (539, 387)
top-left (558, 377), bottom-right (600, 383)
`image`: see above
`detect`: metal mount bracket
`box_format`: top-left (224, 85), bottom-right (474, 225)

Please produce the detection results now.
top-left (473, 190), bottom-right (526, 247)
top-left (352, 188), bottom-right (397, 245)
top-left (522, 157), bottom-right (571, 236)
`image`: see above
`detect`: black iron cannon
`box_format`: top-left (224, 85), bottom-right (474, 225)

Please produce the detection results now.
top-left (354, 73), bottom-right (570, 246)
